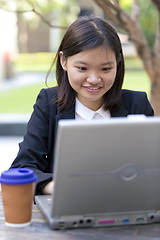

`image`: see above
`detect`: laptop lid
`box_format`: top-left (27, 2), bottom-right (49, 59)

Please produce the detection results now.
top-left (36, 116), bottom-right (160, 229)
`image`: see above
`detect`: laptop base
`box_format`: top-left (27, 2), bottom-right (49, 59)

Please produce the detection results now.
top-left (35, 195), bottom-right (160, 230)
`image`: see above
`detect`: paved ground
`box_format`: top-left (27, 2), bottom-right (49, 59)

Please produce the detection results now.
top-left (0, 72), bottom-right (47, 92)
top-left (0, 136), bottom-right (23, 174)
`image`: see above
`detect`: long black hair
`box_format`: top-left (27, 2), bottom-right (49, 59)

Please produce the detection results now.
top-left (53, 16), bottom-right (125, 111)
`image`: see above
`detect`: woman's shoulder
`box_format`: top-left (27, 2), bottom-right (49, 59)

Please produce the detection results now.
top-left (121, 89), bottom-right (154, 116)
top-left (34, 86), bottom-right (58, 112)
top-left (122, 89), bottom-right (147, 98)
top-left (39, 86), bottom-right (58, 100)
top-left (121, 89), bottom-right (148, 103)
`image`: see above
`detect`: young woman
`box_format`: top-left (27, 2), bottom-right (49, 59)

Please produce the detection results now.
top-left (10, 16), bottom-right (154, 195)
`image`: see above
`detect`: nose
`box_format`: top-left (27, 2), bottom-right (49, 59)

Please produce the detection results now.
top-left (86, 73), bottom-right (101, 85)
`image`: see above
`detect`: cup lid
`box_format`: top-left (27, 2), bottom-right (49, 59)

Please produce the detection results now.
top-left (0, 168), bottom-right (37, 185)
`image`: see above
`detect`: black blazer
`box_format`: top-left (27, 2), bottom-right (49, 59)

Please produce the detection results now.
top-left (11, 87), bottom-right (154, 194)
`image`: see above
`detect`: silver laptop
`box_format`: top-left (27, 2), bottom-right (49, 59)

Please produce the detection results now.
top-left (35, 116), bottom-right (160, 230)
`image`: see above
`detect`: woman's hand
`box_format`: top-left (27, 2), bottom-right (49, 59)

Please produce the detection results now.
top-left (42, 181), bottom-right (54, 194)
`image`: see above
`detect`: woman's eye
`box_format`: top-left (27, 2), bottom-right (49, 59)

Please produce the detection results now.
top-left (77, 66), bottom-right (87, 71)
top-left (102, 67), bottom-right (111, 71)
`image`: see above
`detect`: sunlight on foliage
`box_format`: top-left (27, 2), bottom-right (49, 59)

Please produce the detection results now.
top-left (0, 0), bottom-right (80, 26)
top-left (119, 0), bottom-right (133, 13)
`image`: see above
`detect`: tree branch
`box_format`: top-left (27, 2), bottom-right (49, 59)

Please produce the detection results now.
top-left (151, 0), bottom-right (160, 54)
top-left (94, 0), bottom-right (148, 47)
top-left (93, 0), bottom-right (120, 26)
top-left (154, 13), bottom-right (160, 51)
top-left (131, 0), bottom-right (140, 22)
top-left (0, 4), bottom-right (67, 30)
top-left (151, 0), bottom-right (160, 11)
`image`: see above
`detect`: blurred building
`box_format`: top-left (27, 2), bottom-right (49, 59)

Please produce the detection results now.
top-left (77, 0), bottom-right (104, 17)
top-left (0, 9), bottom-right (17, 82)
top-left (16, 0), bottom-right (136, 55)
top-left (16, 0), bottom-right (104, 53)
top-left (17, 13), bottom-right (50, 53)
top-left (0, 1), bottom-right (136, 82)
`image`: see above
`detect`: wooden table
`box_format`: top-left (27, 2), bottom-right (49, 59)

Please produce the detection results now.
top-left (1, 194), bottom-right (160, 240)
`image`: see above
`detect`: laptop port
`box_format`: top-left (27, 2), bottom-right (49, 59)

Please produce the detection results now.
top-left (136, 217), bottom-right (145, 222)
top-left (59, 222), bottom-right (65, 228)
top-left (98, 219), bottom-right (115, 224)
top-left (122, 218), bottom-right (130, 223)
top-left (86, 219), bottom-right (92, 224)
top-left (79, 220), bottom-right (84, 224)
top-left (73, 221), bottom-right (78, 227)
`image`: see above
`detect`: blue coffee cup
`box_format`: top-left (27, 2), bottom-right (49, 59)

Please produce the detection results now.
top-left (0, 168), bottom-right (37, 227)
top-left (0, 168), bottom-right (37, 185)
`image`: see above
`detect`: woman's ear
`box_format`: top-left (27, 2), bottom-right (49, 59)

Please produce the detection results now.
top-left (59, 51), bottom-right (67, 71)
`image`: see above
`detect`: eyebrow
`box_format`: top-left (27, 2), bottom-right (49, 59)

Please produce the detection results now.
top-left (101, 61), bottom-right (115, 66)
top-left (74, 61), bottom-right (115, 66)
top-left (74, 61), bottom-right (89, 65)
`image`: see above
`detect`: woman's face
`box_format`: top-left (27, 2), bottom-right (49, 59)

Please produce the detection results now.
top-left (60, 46), bottom-right (117, 111)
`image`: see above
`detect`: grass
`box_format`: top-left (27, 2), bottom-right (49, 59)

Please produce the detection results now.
top-left (0, 53), bottom-right (151, 114)
top-left (0, 80), bottom-right (56, 113)
top-left (0, 70), bottom-right (151, 114)
top-left (14, 52), bottom-right (56, 72)
top-left (123, 70), bottom-right (150, 95)
top-left (124, 56), bottom-right (143, 69)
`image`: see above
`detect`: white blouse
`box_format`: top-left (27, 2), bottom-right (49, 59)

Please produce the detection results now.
top-left (75, 98), bottom-right (110, 120)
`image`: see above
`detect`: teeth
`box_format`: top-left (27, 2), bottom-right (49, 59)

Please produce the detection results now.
top-left (87, 87), bottom-right (100, 90)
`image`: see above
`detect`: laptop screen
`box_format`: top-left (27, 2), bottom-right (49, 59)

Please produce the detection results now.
top-left (52, 117), bottom-right (160, 216)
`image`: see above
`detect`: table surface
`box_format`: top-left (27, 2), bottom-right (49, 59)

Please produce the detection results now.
top-left (1, 195), bottom-right (160, 240)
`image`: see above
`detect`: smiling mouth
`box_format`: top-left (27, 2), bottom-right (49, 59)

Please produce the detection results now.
top-left (84, 86), bottom-right (101, 90)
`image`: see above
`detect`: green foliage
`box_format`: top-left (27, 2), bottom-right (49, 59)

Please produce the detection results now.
top-left (27, 0), bottom-right (80, 25)
top-left (139, 0), bottom-right (158, 49)
top-left (119, 0), bottom-right (133, 13)
top-left (119, 0), bottom-right (158, 49)
top-left (0, 0), bottom-right (29, 10)
top-left (0, 0), bottom-right (80, 27)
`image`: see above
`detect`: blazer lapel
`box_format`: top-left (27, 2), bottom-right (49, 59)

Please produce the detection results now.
top-left (111, 104), bottom-right (129, 117)
top-left (55, 105), bottom-right (75, 130)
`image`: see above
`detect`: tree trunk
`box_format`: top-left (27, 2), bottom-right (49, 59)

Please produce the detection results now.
top-left (94, 0), bottom-right (160, 115)
top-left (151, 80), bottom-right (160, 116)
top-left (150, 52), bottom-right (160, 115)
